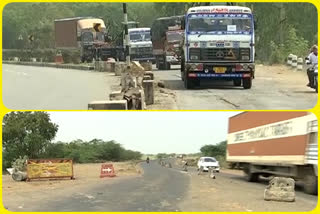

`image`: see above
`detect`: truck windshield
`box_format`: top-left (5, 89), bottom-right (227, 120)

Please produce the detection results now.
top-left (188, 14), bottom-right (252, 33)
top-left (82, 32), bottom-right (93, 42)
top-left (129, 31), bottom-right (151, 42)
top-left (167, 32), bottom-right (184, 42)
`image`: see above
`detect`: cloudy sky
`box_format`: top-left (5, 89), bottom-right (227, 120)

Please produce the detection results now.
top-left (49, 111), bottom-right (239, 154)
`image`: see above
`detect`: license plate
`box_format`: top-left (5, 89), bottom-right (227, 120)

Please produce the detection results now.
top-left (214, 67), bottom-right (227, 73)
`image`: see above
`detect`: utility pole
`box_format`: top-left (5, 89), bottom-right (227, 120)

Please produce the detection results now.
top-left (279, 3), bottom-right (286, 44)
top-left (123, 3), bottom-right (130, 67)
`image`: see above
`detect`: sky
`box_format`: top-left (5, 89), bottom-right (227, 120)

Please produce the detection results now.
top-left (49, 112), bottom-right (239, 154)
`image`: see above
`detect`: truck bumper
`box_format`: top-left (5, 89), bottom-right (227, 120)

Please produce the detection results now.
top-left (131, 55), bottom-right (155, 62)
top-left (185, 62), bottom-right (255, 79)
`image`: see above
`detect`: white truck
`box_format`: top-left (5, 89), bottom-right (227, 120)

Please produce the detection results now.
top-left (127, 28), bottom-right (154, 62)
top-left (181, 6), bottom-right (256, 89)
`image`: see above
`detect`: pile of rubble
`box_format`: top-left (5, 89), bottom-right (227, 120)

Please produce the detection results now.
top-left (88, 61), bottom-right (154, 110)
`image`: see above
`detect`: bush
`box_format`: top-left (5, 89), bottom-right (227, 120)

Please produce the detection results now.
top-left (2, 49), bottom-right (81, 64)
top-left (268, 26), bottom-right (310, 65)
top-left (12, 156), bottom-right (28, 172)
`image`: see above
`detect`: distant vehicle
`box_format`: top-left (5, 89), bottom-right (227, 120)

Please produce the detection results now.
top-left (151, 15), bottom-right (184, 70)
top-left (54, 17), bottom-right (122, 63)
top-left (197, 157), bottom-right (220, 172)
top-left (128, 28), bottom-right (154, 62)
top-left (227, 112), bottom-right (318, 195)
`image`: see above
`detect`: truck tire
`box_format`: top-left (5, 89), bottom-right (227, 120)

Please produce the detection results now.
top-left (233, 79), bottom-right (242, 86)
top-left (304, 175), bottom-right (318, 195)
top-left (244, 165), bottom-right (258, 182)
top-left (243, 78), bottom-right (252, 89)
top-left (184, 72), bottom-right (195, 89)
top-left (181, 58), bottom-right (185, 81)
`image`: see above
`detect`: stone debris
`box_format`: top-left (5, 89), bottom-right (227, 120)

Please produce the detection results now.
top-left (264, 177), bottom-right (295, 202)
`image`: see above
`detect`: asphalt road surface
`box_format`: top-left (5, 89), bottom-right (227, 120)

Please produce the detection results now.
top-left (3, 161), bottom-right (317, 212)
top-left (9, 162), bottom-right (189, 212)
top-left (3, 64), bottom-right (317, 110)
top-left (2, 64), bottom-right (119, 110)
top-left (153, 65), bottom-right (318, 110)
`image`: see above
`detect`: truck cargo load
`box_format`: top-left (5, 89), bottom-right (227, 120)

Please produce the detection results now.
top-left (227, 112), bottom-right (318, 195)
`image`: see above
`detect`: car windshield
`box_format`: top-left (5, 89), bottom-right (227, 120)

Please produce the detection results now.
top-left (204, 158), bottom-right (216, 162)
top-left (167, 32), bottom-right (184, 42)
top-left (188, 14), bottom-right (252, 33)
top-left (129, 31), bottom-right (151, 42)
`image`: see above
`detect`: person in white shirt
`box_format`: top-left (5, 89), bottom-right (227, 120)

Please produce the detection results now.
top-left (307, 45), bottom-right (318, 87)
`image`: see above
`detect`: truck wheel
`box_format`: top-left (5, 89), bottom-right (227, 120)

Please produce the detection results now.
top-left (184, 74), bottom-right (194, 89)
top-left (244, 166), bottom-right (258, 182)
top-left (165, 62), bottom-right (171, 70)
top-left (181, 59), bottom-right (185, 81)
top-left (233, 79), bottom-right (242, 86)
top-left (304, 175), bottom-right (318, 195)
top-left (243, 78), bottom-right (252, 89)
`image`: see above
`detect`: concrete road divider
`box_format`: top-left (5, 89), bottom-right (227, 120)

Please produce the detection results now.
top-left (287, 54), bottom-right (293, 65)
top-left (144, 71), bottom-right (154, 80)
top-left (88, 100), bottom-right (128, 110)
top-left (297, 58), bottom-right (303, 71)
top-left (264, 177), bottom-right (295, 202)
top-left (109, 91), bottom-right (124, 101)
top-left (142, 80), bottom-right (154, 105)
top-left (291, 55), bottom-right (298, 69)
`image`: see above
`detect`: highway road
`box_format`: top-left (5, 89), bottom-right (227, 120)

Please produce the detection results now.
top-left (3, 160), bottom-right (317, 212)
top-left (2, 64), bottom-right (119, 110)
top-left (2, 63), bottom-right (317, 110)
top-left (151, 65), bottom-right (318, 110)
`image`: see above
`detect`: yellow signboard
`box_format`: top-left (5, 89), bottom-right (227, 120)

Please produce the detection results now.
top-left (27, 159), bottom-right (74, 180)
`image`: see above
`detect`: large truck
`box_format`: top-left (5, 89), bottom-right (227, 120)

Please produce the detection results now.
top-left (55, 17), bottom-right (106, 62)
top-left (181, 6), bottom-right (255, 89)
top-left (151, 16), bottom-right (184, 70)
top-left (227, 112), bottom-right (318, 195)
top-left (55, 17), bottom-right (123, 63)
top-left (128, 27), bottom-right (154, 62)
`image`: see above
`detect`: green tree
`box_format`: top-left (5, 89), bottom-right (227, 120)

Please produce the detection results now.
top-left (200, 141), bottom-right (227, 158)
top-left (2, 112), bottom-right (58, 168)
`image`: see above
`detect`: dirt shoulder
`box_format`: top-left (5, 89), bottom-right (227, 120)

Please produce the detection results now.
top-left (2, 162), bottom-right (142, 210)
top-left (178, 169), bottom-right (317, 212)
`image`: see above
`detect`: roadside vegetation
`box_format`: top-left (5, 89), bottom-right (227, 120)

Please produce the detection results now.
top-left (2, 112), bottom-right (142, 170)
top-left (3, 2), bottom-right (317, 64)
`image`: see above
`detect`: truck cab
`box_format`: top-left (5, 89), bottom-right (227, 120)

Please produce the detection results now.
top-left (127, 28), bottom-right (154, 62)
top-left (163, 27), bottom-right (184, 69)
top-left (181, 6), bottom-right (255, 89)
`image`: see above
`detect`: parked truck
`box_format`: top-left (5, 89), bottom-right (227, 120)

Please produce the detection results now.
top-left (151, 16), bottom-right (184, 70)
top-left (128, 27), bottom-right (154, 62)
top-left (181, 6), bottom-right (256, 89)
top-left (55, 17), bottom-right (123, 63)
top-left (227, 112), bottom-right (318, 195)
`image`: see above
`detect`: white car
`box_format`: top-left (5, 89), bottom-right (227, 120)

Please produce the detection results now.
top-left (197, 157), bottom-right (220, 172)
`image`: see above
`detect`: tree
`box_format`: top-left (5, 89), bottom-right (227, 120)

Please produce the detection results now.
top-left (200, 141), bottom-right (227, 158)
top-left (2, 112), bottom-right (58, 169)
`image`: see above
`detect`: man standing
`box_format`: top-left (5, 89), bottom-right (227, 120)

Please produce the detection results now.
top-left (307, 45), bottom-right (318, 87)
